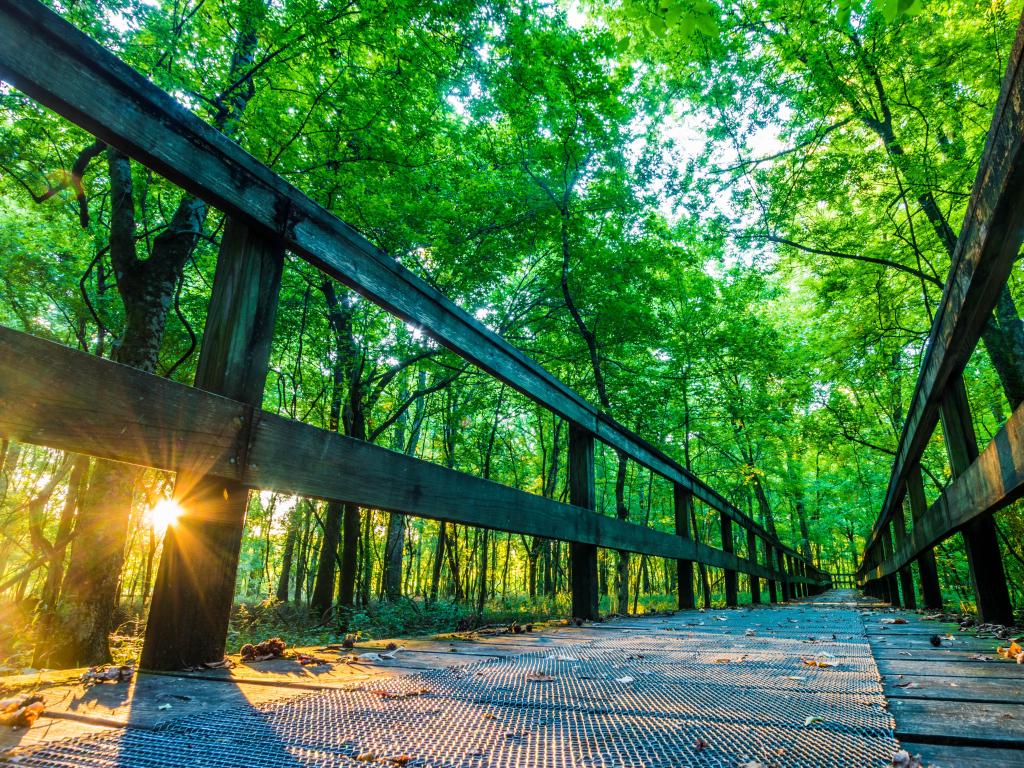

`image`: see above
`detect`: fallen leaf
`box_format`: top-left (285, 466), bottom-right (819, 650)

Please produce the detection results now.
top-left (997, 641), bottom-right (1024, 660)
top-left (526, 672), bottom-right (556, 682)
top-left (386, 756), bottom-right (413, 766)
top-left (81, 664), bottom-right (135, 685)
top-left (891, 749), bottom-right (923, 768)
top-left (800, 658), bottom-right (837, 668)
top-left (693, 737), bottom-right (708, 752)
top-left (0, 697), bottom-right (44, 729)
top-left (295, 653), bottom-right (330, 666)
top-left (803, 716), bottom-right (823, 726)
top-left (369, 688), bottom-right (429, 700)
top-left (356, 752), bottom-right (376, 762)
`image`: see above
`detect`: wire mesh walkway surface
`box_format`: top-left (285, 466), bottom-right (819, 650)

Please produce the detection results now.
top-left (2, 592), bottom-right (898, 768)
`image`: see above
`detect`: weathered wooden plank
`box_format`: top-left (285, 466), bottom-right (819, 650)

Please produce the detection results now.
top-left (883, 675), bottom-right (1024, 704)
top-left (0, 327), bottom-right (244, 479)
top-left (0, 0), bottom-right (817, 570)
top-left (899, 742), bottom-right (1024, 768)
top-left (569, 423), bottom-right (599, 620)
top-left (143, 219), bottom-right (284, 670)
top-left (876, 657), bottom-right (1024, 677)
top-left (869, 634), bottom-right (994, 651)
top-left (0, 326), bottom-right (805, 583)
top-left (889, 698), bottom-right (1024, 745)
top-left (862, 7), bottom-right (1024, 564)
top-left (906, 465), bottom-right (943, 609)
top-left (674, 484), bottom-right (696, 610)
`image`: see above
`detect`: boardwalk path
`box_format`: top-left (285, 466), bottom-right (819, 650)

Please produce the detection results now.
top-left (3, 592), bottom-right (903, 767)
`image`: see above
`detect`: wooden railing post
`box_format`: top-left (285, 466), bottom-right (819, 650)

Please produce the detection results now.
top-left (747, 529), bottom-right (761, 605)
top-left (569, 423), bottom-right (599, 620)
top-left (142, 219), bottom-right (284, 670)
top-left (939, 376), bottom-right (1014, 624)
top-left (721, 513), bottom-right (738, 606)
top-left (892, 500), bottom-right (917, 609)
top-left (880, 521), bottom-right (901, 606)
top-left (766, 544), bottom-right (778, 603)
top-left (673, 484), bottom-right (696, 610)
top-left (906, 466), bottom-right (942, 610)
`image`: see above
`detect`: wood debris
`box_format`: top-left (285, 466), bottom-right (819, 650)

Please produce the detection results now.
top-left (81, 663), bottom-right (135, 685)
top-left (295, 653), bottom-right (331, 666)
top-left (240, 637), bottom-right (287, 662)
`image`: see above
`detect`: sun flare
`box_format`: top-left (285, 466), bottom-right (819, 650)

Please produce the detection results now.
top-left (148, 499), bottom-right (184, 534)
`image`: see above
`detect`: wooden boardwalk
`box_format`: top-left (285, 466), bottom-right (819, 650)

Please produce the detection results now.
top-left (3, 591), bottom-right (1022, 766)
top-left (0, 592), bottom-right (919, 766)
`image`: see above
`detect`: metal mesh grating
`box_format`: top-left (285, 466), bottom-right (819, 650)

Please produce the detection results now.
top-left (2, 595), bottom-right (898, 767)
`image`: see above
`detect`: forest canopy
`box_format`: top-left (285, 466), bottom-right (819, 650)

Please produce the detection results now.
top-left (1, 0), bottom-right (1023, 669)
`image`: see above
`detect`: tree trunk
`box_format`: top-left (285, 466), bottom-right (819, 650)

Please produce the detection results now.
top-left (430, 522), bottom-right (446, 602)
top-left (276, 503), bottom-right (299, 603)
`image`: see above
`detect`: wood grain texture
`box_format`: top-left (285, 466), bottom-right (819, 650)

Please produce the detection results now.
top-left (0, 0), bottom-right (815, 570)
top-left (0, 326), bottom-right (244, 479)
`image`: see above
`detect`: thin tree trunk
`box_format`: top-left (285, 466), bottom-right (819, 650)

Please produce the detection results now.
top-left (276, 502), bottom-right (299, 602)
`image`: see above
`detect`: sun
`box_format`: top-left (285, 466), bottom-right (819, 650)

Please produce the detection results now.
top-left (148, 498), bottom-right (184, 534)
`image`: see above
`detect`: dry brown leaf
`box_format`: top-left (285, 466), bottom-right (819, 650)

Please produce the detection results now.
top-left (369, 688), bottom-right (429, 700)
top-left (526, 672), bottom-right (556, 682)
top-left (693, 737), bottom-right (708, 752)
top-left (997, 641), bottom-right (1024, 660)
top-left (891, 749), bottom-right (923, 768)
top-left (800, 658), bottom-right (837, 668)
top-left (81, 664), bottom-right (135, 685)
top-left (295, 653), bottom-right (330, 666)
top-left (0, 697), bottom-right (44, 729)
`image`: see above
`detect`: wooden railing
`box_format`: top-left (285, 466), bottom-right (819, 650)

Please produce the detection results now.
top-left (0, 0), bottom-right (824, 668)
top-left (857, 10), bottom-right (1024, 624)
